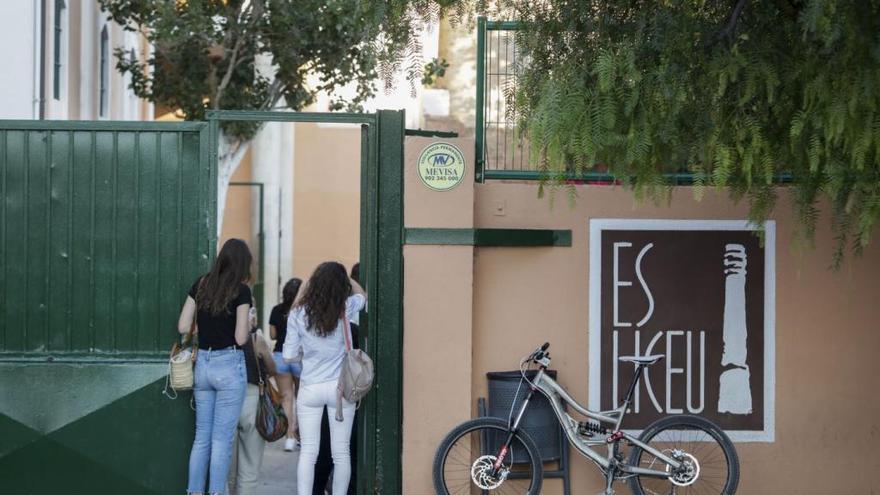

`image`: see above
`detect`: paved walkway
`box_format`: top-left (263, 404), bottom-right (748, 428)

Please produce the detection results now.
top-left (255, 439), bottom-right (298, 495)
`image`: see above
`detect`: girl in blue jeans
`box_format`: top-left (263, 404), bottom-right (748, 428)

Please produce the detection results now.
top-left (177, 239), bottom-right (253, 495)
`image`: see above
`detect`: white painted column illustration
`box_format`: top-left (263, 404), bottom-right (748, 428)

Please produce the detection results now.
top-left (718, 243), bottom-right (753, 414)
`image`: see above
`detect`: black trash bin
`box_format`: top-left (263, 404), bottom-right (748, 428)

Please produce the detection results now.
top-left (485, 370), bottom-right (561, 463)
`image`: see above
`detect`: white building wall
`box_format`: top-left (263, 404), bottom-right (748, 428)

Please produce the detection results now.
top-left (0, 1), bottom-right (40, 119)
top-left (0, 0), bottom-right (151, 121)
top-left (79, 0), bottom-right (99, 120)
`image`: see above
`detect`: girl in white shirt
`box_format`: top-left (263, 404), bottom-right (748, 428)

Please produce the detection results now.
top-left (283, 261), bottom-right (365, 495)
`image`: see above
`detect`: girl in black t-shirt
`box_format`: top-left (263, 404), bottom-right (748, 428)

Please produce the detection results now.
top-left (177, 238), bottom-right (253, 495)
top-left (269, 277), bottom-right (303, 451)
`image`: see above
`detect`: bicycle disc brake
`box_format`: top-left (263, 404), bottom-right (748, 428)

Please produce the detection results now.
top-left (666, 450), bottom-right (700, 487)
top-left (471, 455), bottom-right (509, 490)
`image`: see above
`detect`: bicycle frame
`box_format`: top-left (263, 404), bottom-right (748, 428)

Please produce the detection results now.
top-left (508, 367), bottom-right (682, 480)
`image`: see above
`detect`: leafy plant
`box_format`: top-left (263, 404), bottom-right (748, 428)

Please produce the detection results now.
top-left (494, 0), bottom-right (880, 265)
top-left (422, 57), bottom-right (450, 86)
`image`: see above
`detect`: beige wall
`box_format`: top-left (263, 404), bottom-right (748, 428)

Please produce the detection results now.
top-left (292, 123), bottom-right (361, 278)
top-left (219, 150), bottom-right (255, 248)
top-left (226, 127), bottom-right (880, 494)
top-left (435, 17), bottom-right (478, 135)
top-left (400, 163), bottom-right (880, 493)
top-left (467, 183), bottom-right (880, 494)
top-left (221, 123), bottom-right (362, 300)
top-left (402, 137), bottom-right (476, 494)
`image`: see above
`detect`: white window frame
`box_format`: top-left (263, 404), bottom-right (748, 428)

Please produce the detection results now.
top-left (47, 0), bottom-right (68, 118)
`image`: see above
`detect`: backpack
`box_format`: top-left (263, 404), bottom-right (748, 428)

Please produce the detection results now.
top-left (335, 314), bottom-right (374, 421)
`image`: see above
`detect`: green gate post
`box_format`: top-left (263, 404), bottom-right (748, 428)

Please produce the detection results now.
top-left (369, 110), bottom-right (405, 493)
top-left (475, 16), bottom-right (487, 182)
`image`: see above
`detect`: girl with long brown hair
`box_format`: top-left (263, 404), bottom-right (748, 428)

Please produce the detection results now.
top-left (282, 261), bottom-right (365, 495)
top-left (177, 238), bottom-right (253, 495)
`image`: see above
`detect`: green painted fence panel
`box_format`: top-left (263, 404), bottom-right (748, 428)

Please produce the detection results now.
top-left (0, 120), bottom-right (210, 495)
top-left (0, 123), bottom-right (212, 355)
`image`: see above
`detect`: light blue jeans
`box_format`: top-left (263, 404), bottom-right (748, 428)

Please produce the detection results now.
top-left (187, 347), bottom-right (246, 494)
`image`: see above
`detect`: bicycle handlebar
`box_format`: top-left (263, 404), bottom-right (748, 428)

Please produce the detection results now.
top-left (529, 342), bottom-right (551, 363)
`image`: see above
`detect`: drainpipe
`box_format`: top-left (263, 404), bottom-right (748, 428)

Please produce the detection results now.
top-left (36, 0), bottom-right (46, 119)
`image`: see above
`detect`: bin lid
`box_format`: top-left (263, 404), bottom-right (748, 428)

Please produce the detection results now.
top-left (486, 369), bottom-right (557, 381)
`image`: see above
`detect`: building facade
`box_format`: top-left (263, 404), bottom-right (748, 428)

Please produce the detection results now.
top-left (0, 0), bottom-right (153, 121)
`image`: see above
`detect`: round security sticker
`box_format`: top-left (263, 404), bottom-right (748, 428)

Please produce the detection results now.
top-left (417, 142), bottom-right (466, 191)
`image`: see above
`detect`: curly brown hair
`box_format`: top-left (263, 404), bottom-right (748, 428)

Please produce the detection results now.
top-left (279, 277), bottom-right (303, 317)
top-left (195, 239), bottom-right (253, 316)
top-left (296, 261), bottom-right (351, 337)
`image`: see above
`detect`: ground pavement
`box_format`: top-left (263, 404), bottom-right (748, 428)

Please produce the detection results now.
top-left (255, 439), bottom-right (298, 495)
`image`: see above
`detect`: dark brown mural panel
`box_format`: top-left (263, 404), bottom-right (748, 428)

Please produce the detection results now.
top-left (592, 221), bottom-right (772, 437)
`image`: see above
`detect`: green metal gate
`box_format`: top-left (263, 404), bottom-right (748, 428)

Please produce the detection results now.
top-left (0, 112), bottom-right (405, 494)
top-left (0, 120), bottom-right (212, 493)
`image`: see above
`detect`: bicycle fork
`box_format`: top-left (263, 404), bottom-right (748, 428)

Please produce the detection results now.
top-left (491, 377), bottom-right (540, 476)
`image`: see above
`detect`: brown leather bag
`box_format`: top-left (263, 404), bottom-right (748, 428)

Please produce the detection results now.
top-left (254, 336), bottom-right (288, 442)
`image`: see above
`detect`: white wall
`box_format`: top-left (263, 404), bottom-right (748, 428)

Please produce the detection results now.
top-left (0, 1), bottom-right (40, 119)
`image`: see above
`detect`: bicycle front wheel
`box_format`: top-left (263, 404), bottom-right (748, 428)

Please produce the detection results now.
top-left (628, 414), bottom-right (740, 495)
top-left (432, 417), bottom-right (543, 495)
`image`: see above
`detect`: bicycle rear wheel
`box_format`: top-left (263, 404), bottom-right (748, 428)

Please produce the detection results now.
top-left (628, 414), bottom-right (739, 495)
top-left (432, 417), bottom-right (543, 495)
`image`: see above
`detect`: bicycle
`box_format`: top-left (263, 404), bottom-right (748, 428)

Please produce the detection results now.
top-left (432, 343), bottom-right (739, 495)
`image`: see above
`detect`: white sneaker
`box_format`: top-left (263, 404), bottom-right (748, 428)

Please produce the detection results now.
top-left (284, 438), bottom-right (296, 451)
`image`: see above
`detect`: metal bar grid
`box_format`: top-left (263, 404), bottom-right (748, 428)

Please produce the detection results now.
top-left (475, 18), bottom-right (530, 181)
top-left (475, 21), bottom-right (795, 185)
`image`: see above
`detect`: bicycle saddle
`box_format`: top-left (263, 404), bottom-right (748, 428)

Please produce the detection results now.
top-left (617, 355), bottom-right (664, 365)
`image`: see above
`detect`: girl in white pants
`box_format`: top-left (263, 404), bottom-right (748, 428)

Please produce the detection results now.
top-left (296, 381), bottom-right (355, 493)
top-left (283, 261), bottom-right (366, 495)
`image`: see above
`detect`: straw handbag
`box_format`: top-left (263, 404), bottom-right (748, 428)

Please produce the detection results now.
top-left (164, 323), bottom-right (197, 399)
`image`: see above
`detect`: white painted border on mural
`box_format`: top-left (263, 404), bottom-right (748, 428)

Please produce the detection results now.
top-left (588, 219), bottom-right (776, 443)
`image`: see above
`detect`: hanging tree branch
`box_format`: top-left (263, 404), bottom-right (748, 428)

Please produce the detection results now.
top-left (214, 2), bottom-right (262, 109)
top-left (703, 0), bottom-right (749, 48)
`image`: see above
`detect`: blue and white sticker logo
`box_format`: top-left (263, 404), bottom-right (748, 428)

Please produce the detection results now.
top-left (417, 142), bottom-right (466, 191)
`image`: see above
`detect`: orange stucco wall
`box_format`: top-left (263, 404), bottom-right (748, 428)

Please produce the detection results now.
top-left (402, 137), bottom-right (476, 494)
top-left (465, 183), bottom-right (880, 494)
top-left (230, 130), bottom-right (880, 494)
top-left (221, 123), bottom-right (361, 295)
top-left (400, 129), bottom-right (880, 493)
top-left (292, 123), bottom-right (361, 278)
top-left (220, 149), bottom-right (254, 248)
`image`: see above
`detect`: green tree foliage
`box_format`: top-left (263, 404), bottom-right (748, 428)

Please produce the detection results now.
top-left (499, 0), bottom-right (880, 264)
top-left (99, 0), bottom-right (451, 233)
top-left (100, 0), bottom-right (450, 137)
